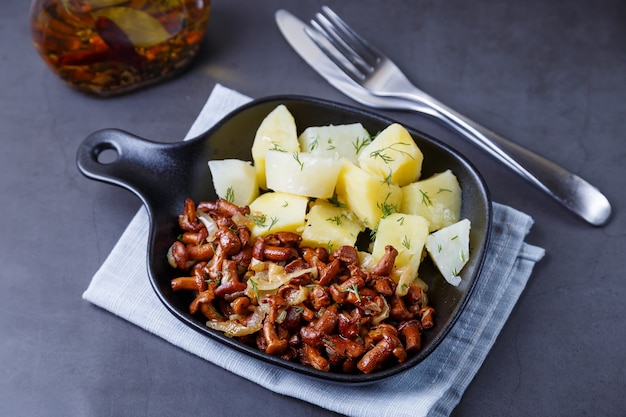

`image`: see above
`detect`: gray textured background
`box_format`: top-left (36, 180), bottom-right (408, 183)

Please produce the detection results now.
top-left (2, 1), bottom-right (624, 416)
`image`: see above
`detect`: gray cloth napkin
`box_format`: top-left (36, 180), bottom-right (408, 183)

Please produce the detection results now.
top-left (83, 84), bottom-right (545, 417)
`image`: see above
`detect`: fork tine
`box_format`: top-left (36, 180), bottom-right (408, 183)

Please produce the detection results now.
top-left (305, 22), bottom-right (366, 82)
top-left (313, 12), bottom-right (374, 75)
top-left (319, 6), bottom-right (381, 67)
top-left (306, 6), bottom-right (389, 84)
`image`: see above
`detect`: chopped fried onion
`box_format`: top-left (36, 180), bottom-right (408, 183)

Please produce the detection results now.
top-left (205, 303), bottom-right (269, 337)
top-left (166, 244), bottom-right (177, 268)
top-left (196, 210), bottom-right (218, 241)
top-left (249, 258), bottom-right (268, 272)
top-left (258, 264), bottom-right (316, 291)
top-left (246, 263), bottom-right (317, 299)
top-left (371, 297), bottom-right (390, 325)
top-left (358, 251), bottom-right (377, 271)
top-left (231, 211), bottom-right (256, 229)
top-left (284, 286), bottom-right (310, 306)
top-left (393, 266), bottom-right (414, 296)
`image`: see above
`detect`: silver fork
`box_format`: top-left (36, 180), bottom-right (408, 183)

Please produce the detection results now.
top-left (306, 6), bottom-right (611, 226)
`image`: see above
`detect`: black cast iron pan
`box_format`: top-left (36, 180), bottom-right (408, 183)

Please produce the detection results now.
top-left (76, 95), bottom-right (492, 384)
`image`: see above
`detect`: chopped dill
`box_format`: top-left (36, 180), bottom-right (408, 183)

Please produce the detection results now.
top-left (224, 186), bottom-right (235, 203)
top-left (270, 141), bottom-right (286, 152)
top-left (352, 135), bottom-right (371, 154)
top-left (377, 192), bottom-right (398, 219)
top-left (248, 213), bottom-right (267, 227)
top-left (342, 283), bottom-right (361, 302)
top-left (267, 216), bottom-right (279, 231)
top-left (369, 142), bottom-right (414, 164)
top-left (292, 152), bottom-right (304, 170)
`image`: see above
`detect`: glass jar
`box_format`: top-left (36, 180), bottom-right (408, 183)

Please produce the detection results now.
top-left (30, 0), bottom-right (211, 96)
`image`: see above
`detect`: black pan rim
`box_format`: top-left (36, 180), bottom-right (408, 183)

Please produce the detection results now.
top-left (79, 94), bottom-right (492, 384)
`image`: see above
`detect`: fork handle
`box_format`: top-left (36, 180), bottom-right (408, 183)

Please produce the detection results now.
top-left (409, 94), bottom-right (612, 226)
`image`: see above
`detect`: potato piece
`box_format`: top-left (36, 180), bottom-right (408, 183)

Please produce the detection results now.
top-left (251, 105), bottom-right (299, 189)
top-left (208, 159), bottom-right (259, 206)
top-left (357, 123), bottom-right (423, 186)
top-left (247, 192), bottom-right (308, 238)
top-left (298, 123), bottom-right (371, 164)
top-left (264, 150), bottom-right (342, 199)
top-left (401, 170), bottom-right (462, 232)
top-left (301, 199), bottom-right (364, 251)
top-left (371, 213), bottom-right (429, 290)
top-left (334, 160), bottom-right (402, 230)
top-left (425, 219), bottom-right (471, 286)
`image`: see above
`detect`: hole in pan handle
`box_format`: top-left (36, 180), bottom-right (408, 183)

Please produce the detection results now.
top-left (75, 128), bottom-right (181, 212)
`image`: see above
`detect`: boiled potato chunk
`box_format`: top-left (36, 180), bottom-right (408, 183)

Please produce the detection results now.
top-left (208, 159), bottom-right (259, 206)
top-left (298, 123), bottom-right (371, 164)
top-left (334, 160), bottom-right (402, 229)
top-left (371, 213), bottom-right (429, 290)
top-left (251, 105), bottom-right (299, 189)
top-left (301, 199), bottom-right (365, 251)
top-left (247, 192), bottom-right (308, 238)
top-left (425, 219), bottom-right (471, 286)
top-left (264, 150), bottom-right (342, 199)
top-left (358, 123), bottom-right (423, 186)
top-left (401, 170), bottom-right (462, 232)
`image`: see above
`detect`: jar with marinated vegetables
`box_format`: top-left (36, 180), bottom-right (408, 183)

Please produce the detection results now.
top-left (29, 0), bottom-right (211, 96)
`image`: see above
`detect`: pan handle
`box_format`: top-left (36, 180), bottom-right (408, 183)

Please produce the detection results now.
top-left (76, 128), bottom-right (179, 210)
